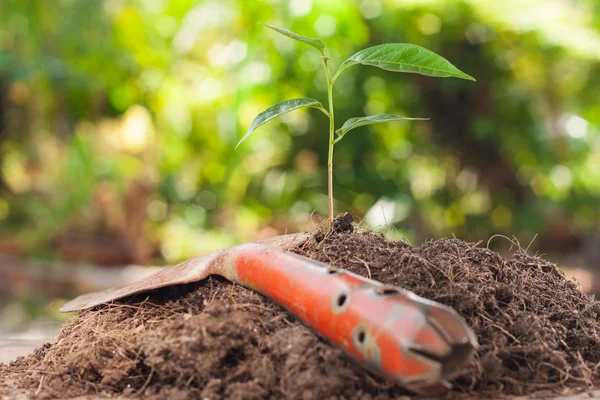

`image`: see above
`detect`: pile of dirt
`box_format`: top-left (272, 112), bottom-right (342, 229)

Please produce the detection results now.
top-left (2, 214), bottom-right (600, 399)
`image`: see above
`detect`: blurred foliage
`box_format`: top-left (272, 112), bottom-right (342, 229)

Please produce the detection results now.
top-left (0, 0), bottom-right (599, 264)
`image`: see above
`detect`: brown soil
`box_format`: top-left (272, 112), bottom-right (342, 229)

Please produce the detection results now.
top-left (2, 213), bottom-right (600, 399)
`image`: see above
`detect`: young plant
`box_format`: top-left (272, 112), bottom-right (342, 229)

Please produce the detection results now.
top-left (237, 24), bottom-right (474, 226)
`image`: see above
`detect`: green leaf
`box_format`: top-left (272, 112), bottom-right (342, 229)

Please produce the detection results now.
top-left (236, 98), bottom-right (324, 148)
top-left (263, 23), bottom-right (326, 55)
top-left (336, 43), bottom-right (475, 81)
top-left (336, 114), bottom-right (428, 137)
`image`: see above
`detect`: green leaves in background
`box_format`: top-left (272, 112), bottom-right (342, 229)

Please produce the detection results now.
top-left (334, 43), bottom-right (475, 82)
top-left (7, 0), bottom-right (600, 260)
top-left (336, 114), bottom-right (428, 138)
top-left (263, 24), bottom-right (326, 55)
top-left (236, 98), bottom-right (325, 148)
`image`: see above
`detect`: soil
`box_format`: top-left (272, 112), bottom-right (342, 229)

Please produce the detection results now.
top-left (2, 213), bottom-right (600, 399)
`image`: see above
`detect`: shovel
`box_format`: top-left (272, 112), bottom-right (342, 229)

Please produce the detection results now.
top-left (61, 233), bottom-right (477, 395)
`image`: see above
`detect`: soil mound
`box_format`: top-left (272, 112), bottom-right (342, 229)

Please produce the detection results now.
top-left (2, 214), bottom-right (600, 399)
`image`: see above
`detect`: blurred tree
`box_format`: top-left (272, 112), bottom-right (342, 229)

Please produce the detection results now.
top-left (0, 0), bottom-right (598, 264)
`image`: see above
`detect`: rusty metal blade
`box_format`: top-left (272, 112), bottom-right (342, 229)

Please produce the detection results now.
top-left (59, 233), bottom-right (309, 312)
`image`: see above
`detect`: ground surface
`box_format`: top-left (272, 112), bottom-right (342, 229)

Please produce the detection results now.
top-left (0, 340), bottom-right (46, 364)
top-left (2, 214), bottom-right (600, 399)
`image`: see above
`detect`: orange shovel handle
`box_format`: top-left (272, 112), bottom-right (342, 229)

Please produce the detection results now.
top-left (227, 244), bottom-right (477, 393)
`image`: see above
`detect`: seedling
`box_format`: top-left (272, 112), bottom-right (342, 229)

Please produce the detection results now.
top-left (237, 24), bottom-right (474, 225)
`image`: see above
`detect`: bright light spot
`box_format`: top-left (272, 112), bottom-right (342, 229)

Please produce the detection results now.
top-left (281, 111), bottom-right (309, 135)
top-left (360, 0), bottom-right (381, 19)
top-left (243, 154), bottom-right (268, 175)
top-left (363, 76), bottom-right (386, 95)
top-left (529, 173), bottom-right (550, 196)
top-left (196, 77), bottom-right (223, 102)
top-left (460, 190), bottom-right (491, 215)
top-left (294, 150), bottom-right (318, 173)
top-left (376, 159), bottom-right (396, 180)
top-left (391, 140), bottom-right (413, 160)
top-left (455, 168), bottom-right (478, 192)
top-left (147, 199), bottom-right (168, 221)
top-left (165, 104), bottom-right (192, 137)
top-left (173, 2), bottom-right (234, 54)
top-left (365, 99), bottom-right (386, 115)
top-left (409, 158), bottom-right (446, 199)
top-left (466, 23), bottom-right (488, 44)
top-left (160, 223), bottom-right (185, 261)
top-left (207, 43), bottom-right (227, 66)
top-left (184, 205), bottom-right (206, 226)
top-left (176, 170), bottom-right (200, 200)
top-left (290, 0), bottom-right (312, 16)
top-left (299, 51), bottom-right (320, 72)
top-left (118, 105), bottom-right (153, 153)
top-left (562, 113), bottom-right (588, 138)
top-left (290, 200), bottom-right (312, 223)
top-left (417, 13), bottom-right (441, 35)
top-left (314, 15), bottom-right (337, 38)
top-left (217, 109), bottom-right (237, 141)
top-left (411, 176), bottom-right (432, 199)
top-left (138, 67), bottom-right (164, 92)
top-left (139, 0), bottom-right (167, 14)
top-left (365, 197), bottom-right (396, 227)
top-left (263, 170), bottom-right (287, 202)
top-left (2, 153), bottom-right (31, 193)
top-left (228, 40), bottom-right (248, 64)
top-left (550, 165), bottom-right (573, 190)
top-left (242, 61), bottom-right (272, 83)
top-left (208, 40), bottom-right (247, 67)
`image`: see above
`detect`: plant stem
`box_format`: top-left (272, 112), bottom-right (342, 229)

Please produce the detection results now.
top-left (323, 57), bottom-right (335, 225)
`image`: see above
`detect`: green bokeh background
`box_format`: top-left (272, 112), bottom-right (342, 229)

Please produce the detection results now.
top-left (1, 0), bottom-right (599, 272)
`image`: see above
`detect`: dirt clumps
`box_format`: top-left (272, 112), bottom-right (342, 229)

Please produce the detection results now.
top-left (295, 215), bottom-right (600, 395)
top-left (2, 214), bottom-right (600, 399)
